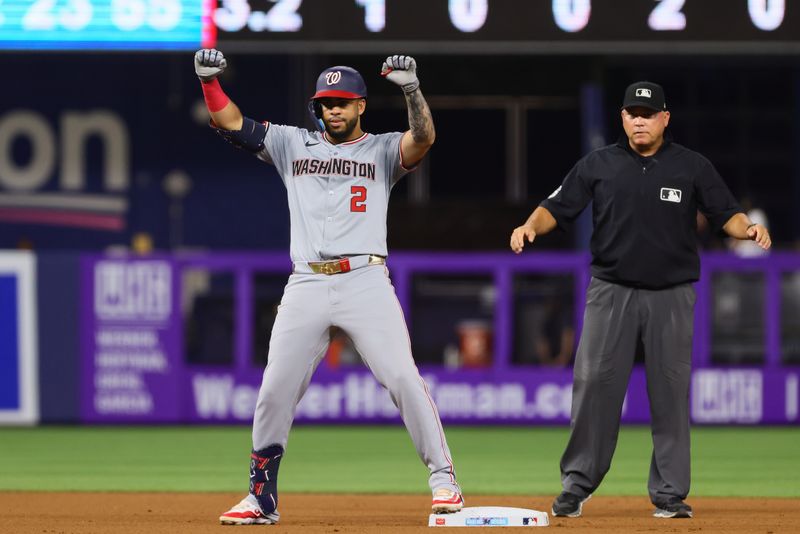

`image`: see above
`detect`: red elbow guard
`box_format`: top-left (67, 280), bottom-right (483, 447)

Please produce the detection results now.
top-left (200, 78), bottom-right (230, 113)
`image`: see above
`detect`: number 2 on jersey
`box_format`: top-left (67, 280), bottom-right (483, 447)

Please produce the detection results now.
top-left (350, 185), bottom-right (367, 212)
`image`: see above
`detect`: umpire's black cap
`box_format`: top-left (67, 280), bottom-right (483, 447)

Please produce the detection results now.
top-left (312, 66), bottom-right (367, 100)
top-left (621, 81), bottom-right (667, 111)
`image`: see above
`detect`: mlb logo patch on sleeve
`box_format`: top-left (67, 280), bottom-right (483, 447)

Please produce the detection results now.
top-left (660, 188), bottom-right (682, 203)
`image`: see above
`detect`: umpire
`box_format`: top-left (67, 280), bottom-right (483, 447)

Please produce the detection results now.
top-left (510, 81), bottom-right (771, 519)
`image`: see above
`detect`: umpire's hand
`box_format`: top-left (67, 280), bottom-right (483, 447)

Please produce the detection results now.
top-left (747, 223), bottom-right (772, 250)
top-left (195, 48), bottom-right (227, 81)
top-left (510, 224), bottom-right (536, 254)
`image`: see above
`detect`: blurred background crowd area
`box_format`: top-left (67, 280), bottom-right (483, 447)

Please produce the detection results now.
top-left (3, 52), bottom-right (791, 252)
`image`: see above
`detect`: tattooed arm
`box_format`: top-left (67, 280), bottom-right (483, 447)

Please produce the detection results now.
top-left (400, 88), bottom-right (435, 168)
top-left (381, 54), bottom-right (435, 168)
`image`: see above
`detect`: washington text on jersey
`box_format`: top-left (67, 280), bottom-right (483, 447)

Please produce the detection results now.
top-left (291, 158), bottom-right (376, 180)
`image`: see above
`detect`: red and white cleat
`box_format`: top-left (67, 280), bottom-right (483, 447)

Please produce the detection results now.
top-left (219, 494), bottom-right (280, 525)
top-left (431, 488), bottom-right (464, 514)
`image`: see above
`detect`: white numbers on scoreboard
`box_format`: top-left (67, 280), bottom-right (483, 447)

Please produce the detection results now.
top-left (748, 0), bottom-right (784, 31)
top-left (253, 0), bottom-right (301, 32)
top-left (648, 0), bottom-right (686, 31)
top-left (1, 0), bottom-right (792, 36)
top-left (20, 0), bottom-right (182, 32)
top-left (552, 0), bottom-right (590, 33)
top-left (147, 0), bottom-right (182, 31)
top-left (112, 0), bottom-right (182, 32)
top-left (23, 0), bottom-right (89, 30)
top-left (59, 0), bottom-right (92, 31)
top-left (449, 0), bottom-right (488, 32)
top-left (356, 0), bottom-right (385, 32)
top-left (215, 0), bottom-right (301, 33)
top-left (213, 0), bottom-right (249, 32)
top-left (21, 0), bottom-right (55, 30)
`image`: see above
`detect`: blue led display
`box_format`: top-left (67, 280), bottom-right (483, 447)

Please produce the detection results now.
top-left (0, 0), bottom-right (214, 51)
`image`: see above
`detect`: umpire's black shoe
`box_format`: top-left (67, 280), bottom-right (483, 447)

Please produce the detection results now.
top-left (653, 497), bottom-right (693, 518)
top-left (551, 491), bottom-right (591, 518)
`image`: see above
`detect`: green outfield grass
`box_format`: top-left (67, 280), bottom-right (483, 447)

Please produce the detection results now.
top-left (0, 426), bottom-right (797, 497)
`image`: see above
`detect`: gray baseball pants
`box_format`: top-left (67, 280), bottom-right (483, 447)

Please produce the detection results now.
top-left (560, 277), bottom-right (695, 504)
top-left (251, 264), bottom-right (459, 494)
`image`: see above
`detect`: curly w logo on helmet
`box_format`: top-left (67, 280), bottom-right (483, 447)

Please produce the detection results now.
top-left (325, 71), bottom-right (342, 85)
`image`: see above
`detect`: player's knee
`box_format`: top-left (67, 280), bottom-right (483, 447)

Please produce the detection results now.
top-left (384, 369), bottom-right (422, 395)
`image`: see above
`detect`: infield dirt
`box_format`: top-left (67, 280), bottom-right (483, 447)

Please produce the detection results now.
top-left (1, 492), bottom-right (797, 533)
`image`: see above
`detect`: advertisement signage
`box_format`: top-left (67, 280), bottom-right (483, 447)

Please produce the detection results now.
top-left (185, 367), bottom-right (800, 425)
top-left (77, 253), bottom-right (800, 425)
top-left (80, 255), bottom-right (182, 422)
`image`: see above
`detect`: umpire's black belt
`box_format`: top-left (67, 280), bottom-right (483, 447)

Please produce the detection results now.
top-left (294, 254), bottom-right (386, 275)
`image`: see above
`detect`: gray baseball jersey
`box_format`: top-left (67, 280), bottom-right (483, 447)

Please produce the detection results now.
top-left (258, 126), bottom-right (407, 261)
top-left (247, 124), bottom-right (460, 495)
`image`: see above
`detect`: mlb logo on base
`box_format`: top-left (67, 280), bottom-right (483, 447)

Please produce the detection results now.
top-left (429, 507), bottom-right (549, 527)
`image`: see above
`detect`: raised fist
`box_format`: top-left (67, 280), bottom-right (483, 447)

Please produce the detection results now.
top-left (381, 55), bottom-right (420, 94)
top-left (194, 48), bottom-right (227, 82)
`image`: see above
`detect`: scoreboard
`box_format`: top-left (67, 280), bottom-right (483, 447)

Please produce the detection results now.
top-left (0, 0), bottom-right (796, 53)
top-left (215, 0), bottom-right (799, 54)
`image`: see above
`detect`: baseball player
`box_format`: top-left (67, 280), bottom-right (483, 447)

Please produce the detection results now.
top-left (510, 81), bottom-right (771, 519)
top-left (193, 49), bottom-right (463, 525)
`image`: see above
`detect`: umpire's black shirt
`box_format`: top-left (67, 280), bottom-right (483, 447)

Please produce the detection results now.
top-left (540, 133), bottom-right (743, 289)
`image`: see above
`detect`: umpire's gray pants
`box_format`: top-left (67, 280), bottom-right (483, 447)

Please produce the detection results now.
top-left (560, 277), bottom-right (695, 504)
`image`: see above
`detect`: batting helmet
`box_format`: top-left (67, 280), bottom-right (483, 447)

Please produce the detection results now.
top-left (308, 66), bottom-right (367, 131)
top-left (311, 66), bottom-right (367, 100)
